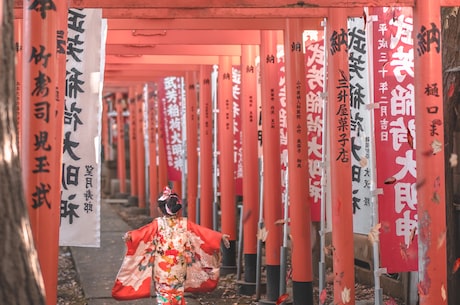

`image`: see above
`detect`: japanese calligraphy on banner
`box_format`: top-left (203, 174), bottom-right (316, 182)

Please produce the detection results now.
top-left (60, 9), bottom-right (105, 247)
top-left (158, 76), bottom-right (184, 181)
top-left (348, 17), bottom-right (373, 234)
top-left (232, 66), bottom-right (243, 196)
top-left (304, 32), bottom-right (324, 222)
top-left (277, 44), bottom-right (288, 203)
top-left (372, 7), bottom-right (417, 272)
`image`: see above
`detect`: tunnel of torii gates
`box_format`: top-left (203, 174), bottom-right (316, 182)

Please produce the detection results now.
top-left (10, 0), bottom-right (460, 304)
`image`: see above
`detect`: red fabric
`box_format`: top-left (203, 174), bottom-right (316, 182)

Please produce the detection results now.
top-left (112, 218), bottom-right (223, 300)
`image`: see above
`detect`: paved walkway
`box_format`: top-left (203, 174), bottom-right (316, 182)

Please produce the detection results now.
top-left (71, 198), bottom-right (375, 305)
top-left (71, 199), bottom-right (200, 305)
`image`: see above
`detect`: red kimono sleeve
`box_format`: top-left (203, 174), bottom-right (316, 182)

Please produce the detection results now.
top-left (184, 220), bottom-right (223, 293)
top-left (112, 220), bottom-right (158, 300)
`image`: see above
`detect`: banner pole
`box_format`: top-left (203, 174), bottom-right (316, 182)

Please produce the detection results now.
top-left (318, 19), bottom-right (328, 301)
top-left (212, 64), bottom-right (219, 231)
top-left (255, 156), bottom-right (265, 300)
top-left (279, 167), bottom-right (289, 296)
top-left (365, 8), bottom-right (384, 305)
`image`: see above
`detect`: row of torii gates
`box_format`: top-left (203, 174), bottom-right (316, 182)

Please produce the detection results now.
top-left (11, 0), bottom-right (458, 304)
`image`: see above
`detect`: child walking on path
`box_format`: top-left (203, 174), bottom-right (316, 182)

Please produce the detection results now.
top-left (112, 186), bottom-right (230, 305)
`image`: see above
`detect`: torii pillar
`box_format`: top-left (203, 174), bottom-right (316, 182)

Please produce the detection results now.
top-left (218, 56), bottom-right (237, 273)
top-left (413, 0), bottom-right (447, 304)
top-left (259, 30), bottom-right (283, 304)
top-left (199, 65), bottom-right (214, 228)
top-left (135, 85), bottom-right (146, 208)
top-left (115, 92), bottom-right (127, 195)
top-left (285, 18), bottom-right (313, 304)
top-left (147, 89), bottom-right (160, 217)
top-left (185, 71), bottom-right (199, 221)
top-left (21, 1), bottom-right (67, 304)
top-left (237, 44), bottom-right (260, 295)
top-left (128, 87), bottom-right (139, 205)
top-left (327, 8), bottom-right (356, 305)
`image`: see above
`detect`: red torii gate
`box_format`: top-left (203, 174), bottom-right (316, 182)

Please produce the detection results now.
top-left (13, 0), bottom-right (452, 304)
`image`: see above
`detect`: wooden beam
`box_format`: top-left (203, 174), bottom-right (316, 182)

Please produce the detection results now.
top-left (100, 8), bottom-right (360, 19)
top-left (106, 29), bottom-right (261, 45)
top-left (105, 54), bottom-right (241, 65)
top-left (107, 18), bottom-right (324, 30)
top-left (14, 0), bottom-right (415, 9)
top-left (105, 44), bottom-right (242, 56)
top-left (105, 63), bottom-right (201, 71)
top-left (105, 70), bottom-right (186, 78)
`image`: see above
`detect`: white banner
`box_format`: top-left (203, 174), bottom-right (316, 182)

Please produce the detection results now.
top-left (348, 17), bottom-right (374, 234)
top-left (60, 8), bottom-right (105, 247)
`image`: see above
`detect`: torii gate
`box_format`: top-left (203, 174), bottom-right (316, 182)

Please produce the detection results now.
top-left (13, 0), bottom-right (454, 304)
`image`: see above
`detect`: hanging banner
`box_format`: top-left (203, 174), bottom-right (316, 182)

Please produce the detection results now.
top-left (372, 7), bottom-right (417, 272)
top-left (60, 9), bottom-right (105, 247)
top-left (232, 66), bottom-right (243, 196)
top-left (277, 44), bottom-right (288, 205)
top-left (304, 33), bottom-right (324, 222)
top-left (348, 17), bottom-right (374, 234)
top-left (158, 76), bottom-right (184, 181)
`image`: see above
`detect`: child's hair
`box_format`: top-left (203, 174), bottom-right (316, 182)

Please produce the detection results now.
top-left (158, 193), bottom-right (182, 216)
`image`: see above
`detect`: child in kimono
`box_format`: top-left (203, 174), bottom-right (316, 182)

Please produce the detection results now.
top-left (112, 186), bottom-right (230, 305)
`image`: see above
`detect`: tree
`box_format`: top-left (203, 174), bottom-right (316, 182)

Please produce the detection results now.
top-left (0, 0), bottom-right (46, 303)
top-left (443, 6), bottom-right (460, 305)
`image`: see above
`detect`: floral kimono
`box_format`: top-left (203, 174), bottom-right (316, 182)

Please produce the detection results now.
top-left (112, 216), bottom-right (223, 304)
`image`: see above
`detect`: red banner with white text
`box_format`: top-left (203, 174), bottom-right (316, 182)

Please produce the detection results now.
top-left (372, 7), bottom-right (417, 272)
top-left (157, 76), bottom-right (184, 182)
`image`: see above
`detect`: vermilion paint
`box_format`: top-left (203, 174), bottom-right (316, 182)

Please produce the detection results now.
top-left (115, 92), bottom-right (127, 194)
top-left (135, 85), bottom-right (146, 208)
top-left (413, 1), bottom-right (447, 304)
top-left (241, 45), bottom-right (259, 255)
top-left (327, 8), bottom-right (356, 305)
top-left (199, 65), bottom-right (214, 228)
top-left (128, 87), bottom-right (138, 198)
top-left (260, 30), bottom-right (282, 267)
top-left (218, 56), bottom-right (236, 239)
top-left (185, 71), bottom-right (198, 222)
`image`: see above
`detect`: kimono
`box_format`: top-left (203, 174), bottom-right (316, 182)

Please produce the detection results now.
top-left (112, 216), bottom-right (223, 304)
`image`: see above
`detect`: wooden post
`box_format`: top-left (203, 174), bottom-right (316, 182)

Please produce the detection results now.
top-left (135, 85), bottom-right (146, 208)
top-left (102, 97), bottom-right (110, 161)
top-left (185, 71), bottom-right (199, 222)
top-left (128, 87), bottom-right (138, 202)
top-left (157, 99), bottom-right (169, 194)
top-left (115, 92), bottom-right (127, 194)
top-left (199, 65), bottom-right (214, 228)
top-left (147, 89), bottom-right (159, 217)
top-left (22, 3), bottom-right (61, 304)
top-left (326, 8), bottom-right (356, 305)
top-left (218, 56), bottom-right (237, 271)
top-left (260, 30), bottom-right (283, 303)
top-left (240, 44), bottom-right (260, 291)
top-left (285, 18), bottom-right (313, 304)
top-left (413, 1), bottom-right (447, 304)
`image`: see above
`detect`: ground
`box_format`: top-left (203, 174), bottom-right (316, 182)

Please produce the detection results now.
top-left (57, 202), bottom-right (404, 304)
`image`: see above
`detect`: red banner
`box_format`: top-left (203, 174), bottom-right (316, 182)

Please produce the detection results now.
top-left (305, 38), bottom-right (324, 222)
top-left (232, 66), bottom-right (243, 196)
top-left (157, 76), bottom-right (184, 182)
top-left (372, 7), bottom-right (417, 272)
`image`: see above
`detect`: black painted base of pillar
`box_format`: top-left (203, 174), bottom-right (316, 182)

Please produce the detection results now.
top-left (264, 265), bottom-right (280, 301)
top-left (244, 254), bottom-right (257, 282)
top-left (292, 281), bottom-right (313, 305)
top-left (127, 195), bottom-right (138, 206)
top-left (221, 240), bottom-right (237, 275)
